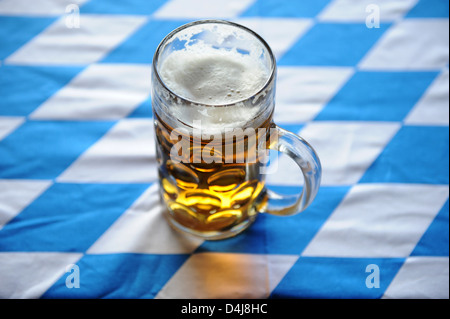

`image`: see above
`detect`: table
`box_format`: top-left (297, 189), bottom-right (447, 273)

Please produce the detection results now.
top-left (0, 0), bottom-right (448, 299)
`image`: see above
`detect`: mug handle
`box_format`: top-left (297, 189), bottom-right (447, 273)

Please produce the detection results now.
top-left (261, 124), bottom-right (322, 216)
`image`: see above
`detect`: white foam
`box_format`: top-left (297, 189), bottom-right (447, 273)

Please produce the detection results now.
top-left (160, 46), bottom-right (269, 106)
top-left (156, 25), bottom-right (273, 133)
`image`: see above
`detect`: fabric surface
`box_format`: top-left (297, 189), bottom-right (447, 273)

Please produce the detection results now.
top-left (0, 0), bottom-right (449, 299)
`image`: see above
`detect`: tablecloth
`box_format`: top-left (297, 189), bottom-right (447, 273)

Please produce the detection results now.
top-left (0, 0), bottom-right (448, 300)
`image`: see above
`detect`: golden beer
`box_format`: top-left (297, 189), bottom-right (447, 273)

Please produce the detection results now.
top-left (154, 112), bottom-right (272, 236)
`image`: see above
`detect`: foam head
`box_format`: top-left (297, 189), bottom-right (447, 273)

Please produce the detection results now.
top-left (154, 21), bottom-right (275, 132)
top-left (160, 44), bottom-right (269, 106)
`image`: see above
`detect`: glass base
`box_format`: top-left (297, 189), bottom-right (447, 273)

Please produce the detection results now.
top-left (165, 211), bottom-right (257, 241)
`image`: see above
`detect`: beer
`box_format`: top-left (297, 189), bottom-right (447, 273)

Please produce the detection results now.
top-left (154, 112), bottom-right (272, 236)
top-left (152, 20), bottom-right (322, 240)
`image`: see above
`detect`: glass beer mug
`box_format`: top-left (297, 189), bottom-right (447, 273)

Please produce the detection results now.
top-left (151, 20), bottom-right (322, 240)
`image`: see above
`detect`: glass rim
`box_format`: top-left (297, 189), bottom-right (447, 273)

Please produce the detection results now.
top-left (152, 19), bottom-right (277, 108)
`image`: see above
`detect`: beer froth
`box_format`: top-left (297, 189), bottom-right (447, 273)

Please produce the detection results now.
top-left (159, 45), bottom-right (270, 130)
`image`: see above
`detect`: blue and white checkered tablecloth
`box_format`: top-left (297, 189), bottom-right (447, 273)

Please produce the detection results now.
top-left (0, 0), bottom-right (448, 299)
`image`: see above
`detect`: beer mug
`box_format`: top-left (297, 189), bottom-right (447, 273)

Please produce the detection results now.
top-left (151, 20), bottom-right (322, 240)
